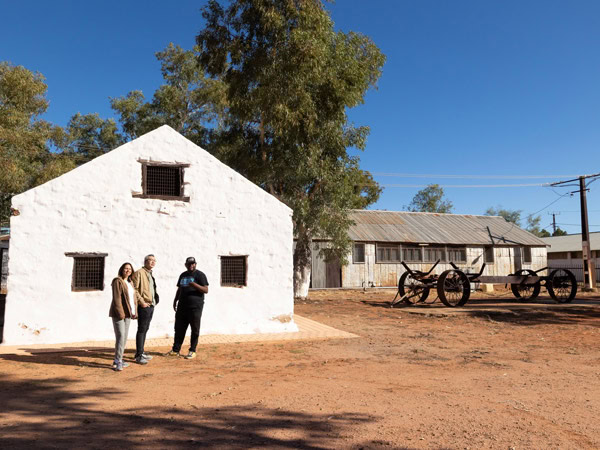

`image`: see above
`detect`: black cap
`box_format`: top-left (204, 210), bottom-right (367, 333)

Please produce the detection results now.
top-left (185, 257), bottom-right (196, 266)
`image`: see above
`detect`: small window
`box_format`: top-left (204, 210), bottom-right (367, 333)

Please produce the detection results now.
top-left (66, 253), bottom-right (107, 291)
top-left (134, 161), bottom-right (190, 201)
top-left (447, 247), bottom-right (466, 263)
top-left (523, 247), bottom-right (532, 263)
top-left (353, 243), bottom-right (365, 264)
top-left (484, 247), bottom-right (495, 264)
top-left (403, 246), bottom-right (422, 262)
top-left (424, 247), bottom-right (445, 262)
top-left (221, 256), bottom-right (247, 286)
top-left (376, 244), bottom-right (400, 263)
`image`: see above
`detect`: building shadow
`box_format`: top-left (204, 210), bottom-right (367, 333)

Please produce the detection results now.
top-left (0, 349), bottom-right (140, 369)
top-left (0, 375), bottom-right (376, 448)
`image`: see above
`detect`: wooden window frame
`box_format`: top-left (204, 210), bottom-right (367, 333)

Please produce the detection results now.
top-left (133, 160), bottom-right (190, 201)
top-left (220, 255), bottom-right (248, 287)
top-left (65, 252), bottom-right (107, 292)
top-left (353, 243), bottom-right (365, 264)
top-left (447, 247), bottom-right (467, 263)
top-left (424, 246), bottom-right (446, 263)
top-left (402, 245), bottom-right (423, 263)
top-left (376, 244), bottom-right (401, 263)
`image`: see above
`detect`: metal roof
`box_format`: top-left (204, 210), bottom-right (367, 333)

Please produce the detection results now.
top-left (541, 232), bottom-right (600, 253)
top-left (348, 210), bottom-right (547, 246)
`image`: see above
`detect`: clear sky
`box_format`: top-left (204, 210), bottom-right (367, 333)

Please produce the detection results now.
top-left (2, 0), bottom-right (599, 234)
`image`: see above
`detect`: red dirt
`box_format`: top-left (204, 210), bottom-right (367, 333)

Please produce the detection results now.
top-left (1, 289), bottom-right (600, 449)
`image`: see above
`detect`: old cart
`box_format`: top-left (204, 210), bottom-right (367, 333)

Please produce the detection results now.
top-left (391, 260), bottom-right (578, 307)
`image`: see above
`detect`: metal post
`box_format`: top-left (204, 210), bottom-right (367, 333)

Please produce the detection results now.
top-left (579, 177), bottom-right (596, 289)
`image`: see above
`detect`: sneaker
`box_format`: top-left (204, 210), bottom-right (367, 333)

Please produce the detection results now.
top-left (135, 356), bottom-right (149, 365)
top-left (164, 350), bottom-right (180, 357)
top-left (113, 362), bottom-right (123, 372)
top-left (142, 353), bottom-right (153, 360)
top-left (121, 361), bottom-right (130, 368)
top-left (185, 351), bottom-right (196, 360)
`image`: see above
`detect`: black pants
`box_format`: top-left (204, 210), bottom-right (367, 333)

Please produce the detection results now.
top-left (135, 305), bottom-right (154, 358)
top-left (172, 304), bottom-right (204, 353)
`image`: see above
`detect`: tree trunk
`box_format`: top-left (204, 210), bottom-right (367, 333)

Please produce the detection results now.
top-left (293, 230), bottom-right (312, 299)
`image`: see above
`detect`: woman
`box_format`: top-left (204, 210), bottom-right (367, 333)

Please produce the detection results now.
top-left (109, 262), bottom-right (138, 371)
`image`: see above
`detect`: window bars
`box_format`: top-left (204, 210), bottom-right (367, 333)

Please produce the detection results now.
top-left (221, 256), bottom-right (247, 286)
top-left (72, 256), bottom-right (105, 291)
top-left (146, 165), bottom-right (182, 197)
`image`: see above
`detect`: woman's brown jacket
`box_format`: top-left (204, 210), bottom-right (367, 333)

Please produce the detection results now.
top-left (109, 277), bottom-right (139, 320)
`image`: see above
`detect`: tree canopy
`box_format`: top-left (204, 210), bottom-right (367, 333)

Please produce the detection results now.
top-left (197, 0), bottom-right (385, 297)
top-left (485, 206), bottom-right (551, 237)
top-left (407, 184), bottom-right (453, 213)
top-left (0, 62), bottom-right (75, 226)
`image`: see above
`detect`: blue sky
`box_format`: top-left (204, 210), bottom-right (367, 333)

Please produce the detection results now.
top-left (2, 0), bottom-right (599, 234)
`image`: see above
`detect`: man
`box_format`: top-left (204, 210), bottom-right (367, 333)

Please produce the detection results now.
top-left (166, 257), bottom-right (209, 359)
top-left (131, 254), bottom-right (159, 364)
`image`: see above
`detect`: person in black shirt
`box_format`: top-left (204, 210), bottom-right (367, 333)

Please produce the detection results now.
top-left (166, 257), bottom-right (209, 359)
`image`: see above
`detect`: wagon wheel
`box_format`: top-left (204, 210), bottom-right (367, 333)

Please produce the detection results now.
top-left (547, 268), bottom-right (577, 303)
top-left (437, 269), bottom-right (470, 307)
top-left (399, 271), bottom-right (430, 305)
top-left (510, 269), bottom-right (541, 301)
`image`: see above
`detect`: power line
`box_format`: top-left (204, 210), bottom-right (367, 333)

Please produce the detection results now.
top-left (373, 173), bottom-right (579, 179)
top-left (379, 183), bottom-right (545, 188)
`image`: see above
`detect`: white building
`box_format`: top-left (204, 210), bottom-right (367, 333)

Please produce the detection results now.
top-left (310, 210), bottom-right (548, 288)
top-left (542, 232), bottom-right (600, 282)
top-left (3, 125), bottom-right (296, 345)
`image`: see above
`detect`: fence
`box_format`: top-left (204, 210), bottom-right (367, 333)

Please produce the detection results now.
top-left (548, 263), bottom-right (600, 285)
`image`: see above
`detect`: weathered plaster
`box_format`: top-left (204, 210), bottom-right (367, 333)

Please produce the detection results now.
top-left (3, 126), bottom-right (296, 345)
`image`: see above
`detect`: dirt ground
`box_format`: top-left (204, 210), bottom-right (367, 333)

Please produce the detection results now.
top-left (1, 289), bottom-right (600, 449)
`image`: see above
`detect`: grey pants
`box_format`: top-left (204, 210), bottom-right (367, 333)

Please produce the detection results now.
top-left (112, 317), bottom-right (131, 363)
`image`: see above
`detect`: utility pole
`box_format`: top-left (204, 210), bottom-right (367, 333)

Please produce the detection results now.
top-left (550, 173), bottom-right (599, 290)
top-left (548, 211), bottom-right (559, 234)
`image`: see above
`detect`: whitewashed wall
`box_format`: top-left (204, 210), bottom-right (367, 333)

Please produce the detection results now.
top-left (4, 126), bottom-right (296, 345)
top-left (341, 244), bottom-right (547, 287)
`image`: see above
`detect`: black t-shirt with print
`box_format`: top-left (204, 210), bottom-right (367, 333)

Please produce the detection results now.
top-left (176, 270), bottom-right (209, 308)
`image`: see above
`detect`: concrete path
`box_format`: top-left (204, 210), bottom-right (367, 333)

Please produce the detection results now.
top-left (0, 315), bottom-right (358, 355)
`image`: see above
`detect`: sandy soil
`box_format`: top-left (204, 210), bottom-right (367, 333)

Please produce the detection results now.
top-left (1, 289), bottom-right (600, 449)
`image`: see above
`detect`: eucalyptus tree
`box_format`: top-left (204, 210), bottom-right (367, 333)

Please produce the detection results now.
top-left (197, 0), bottom-right (385, 297)
top-left (407, 184), bottom-right (453, 213)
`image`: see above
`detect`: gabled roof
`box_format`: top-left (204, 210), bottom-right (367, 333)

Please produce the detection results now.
top-left (348, 210), bottom-right (547, 246)
top-left (541, 232), bottom-right (600, 253)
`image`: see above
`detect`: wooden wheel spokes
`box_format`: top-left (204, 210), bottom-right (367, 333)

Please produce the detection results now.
top-left (437, 269), bottom-right (470, 307)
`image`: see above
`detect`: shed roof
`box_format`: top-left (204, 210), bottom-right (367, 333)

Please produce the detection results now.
top-left (541, 232), bottom-right (600, 253)
top-left (348, 210), bottom-right (547, 246)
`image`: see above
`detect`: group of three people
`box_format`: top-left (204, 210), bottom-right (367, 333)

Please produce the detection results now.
top-left (108, 255), bottom-right (209, 371)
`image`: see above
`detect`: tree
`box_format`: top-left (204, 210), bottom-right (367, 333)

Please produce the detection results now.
top-left (111, 43), bottom-right (226, 148)
top-left (0, 62), bottom-right (76, 226)
top-left (485, 206), bottom-right (522, 225)
top-left (552, 227), bottom-right (568, 236)
top-left (525, 214), bottom-right (547, 237)
top-left (407, 184), bottom-right (453, 213)
top-left (197, 0), bottom-right (385, 298)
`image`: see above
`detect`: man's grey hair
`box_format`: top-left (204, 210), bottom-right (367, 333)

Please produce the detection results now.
top-left (144, 254), bottom-right (155, 264)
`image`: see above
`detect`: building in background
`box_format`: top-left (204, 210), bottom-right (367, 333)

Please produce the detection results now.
top-left (542, 232), bottom-right (600, 283)
top-left (310, 210), bottom-right (548, 288)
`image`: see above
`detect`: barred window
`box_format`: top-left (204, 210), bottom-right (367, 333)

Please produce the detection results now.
top-left (66, 253), bottom-right (107, 291)
top-left (447, 247), bottom-right (467, 263)
top-left (353, 243), bottom-right (365, 263)
top-left (134, 161), bottom-right (190, 201)
top-left (403, 246), bottom-right (422, 262)
top-left (484, 247), bottom-right (495, 264)
top-left (376, 244), bottom-right (400, 263)
top-left (221, 256), bottom-right (247, 286)
top-left (424, 247), bottom-right (445, 262)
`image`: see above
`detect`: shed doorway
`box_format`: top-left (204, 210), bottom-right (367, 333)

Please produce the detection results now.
top-left (325, 258), bottom-right (341, 288)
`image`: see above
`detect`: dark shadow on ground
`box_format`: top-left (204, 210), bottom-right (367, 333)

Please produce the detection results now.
top-left (0, 375), bottom-right (376, 449)
top-left (0, 349), bottom-right (137, 369)
top-left (0, 293), bottom-right (5, 343)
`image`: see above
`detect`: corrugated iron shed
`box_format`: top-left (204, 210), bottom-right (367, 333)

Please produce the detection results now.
top-left (348, 210), bottom-right (547, 246)
top-left (541, 232), bottom-right (600, 253)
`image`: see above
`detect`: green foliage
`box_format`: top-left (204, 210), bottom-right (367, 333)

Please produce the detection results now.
top-left (525, 215), bottom-right (547, 237)
top-left (0, 62), bottom-right (76, 226)
top-left (553, 227), bottom-right (567, 236)
top-left (111, 43), bottom-right (226, 148)
top-left (485, 206), bottom-right (522, 225)
top-left (407, 184), bottom-right (453, 213)
top-left (197, 0), bottom-right (385, 294)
